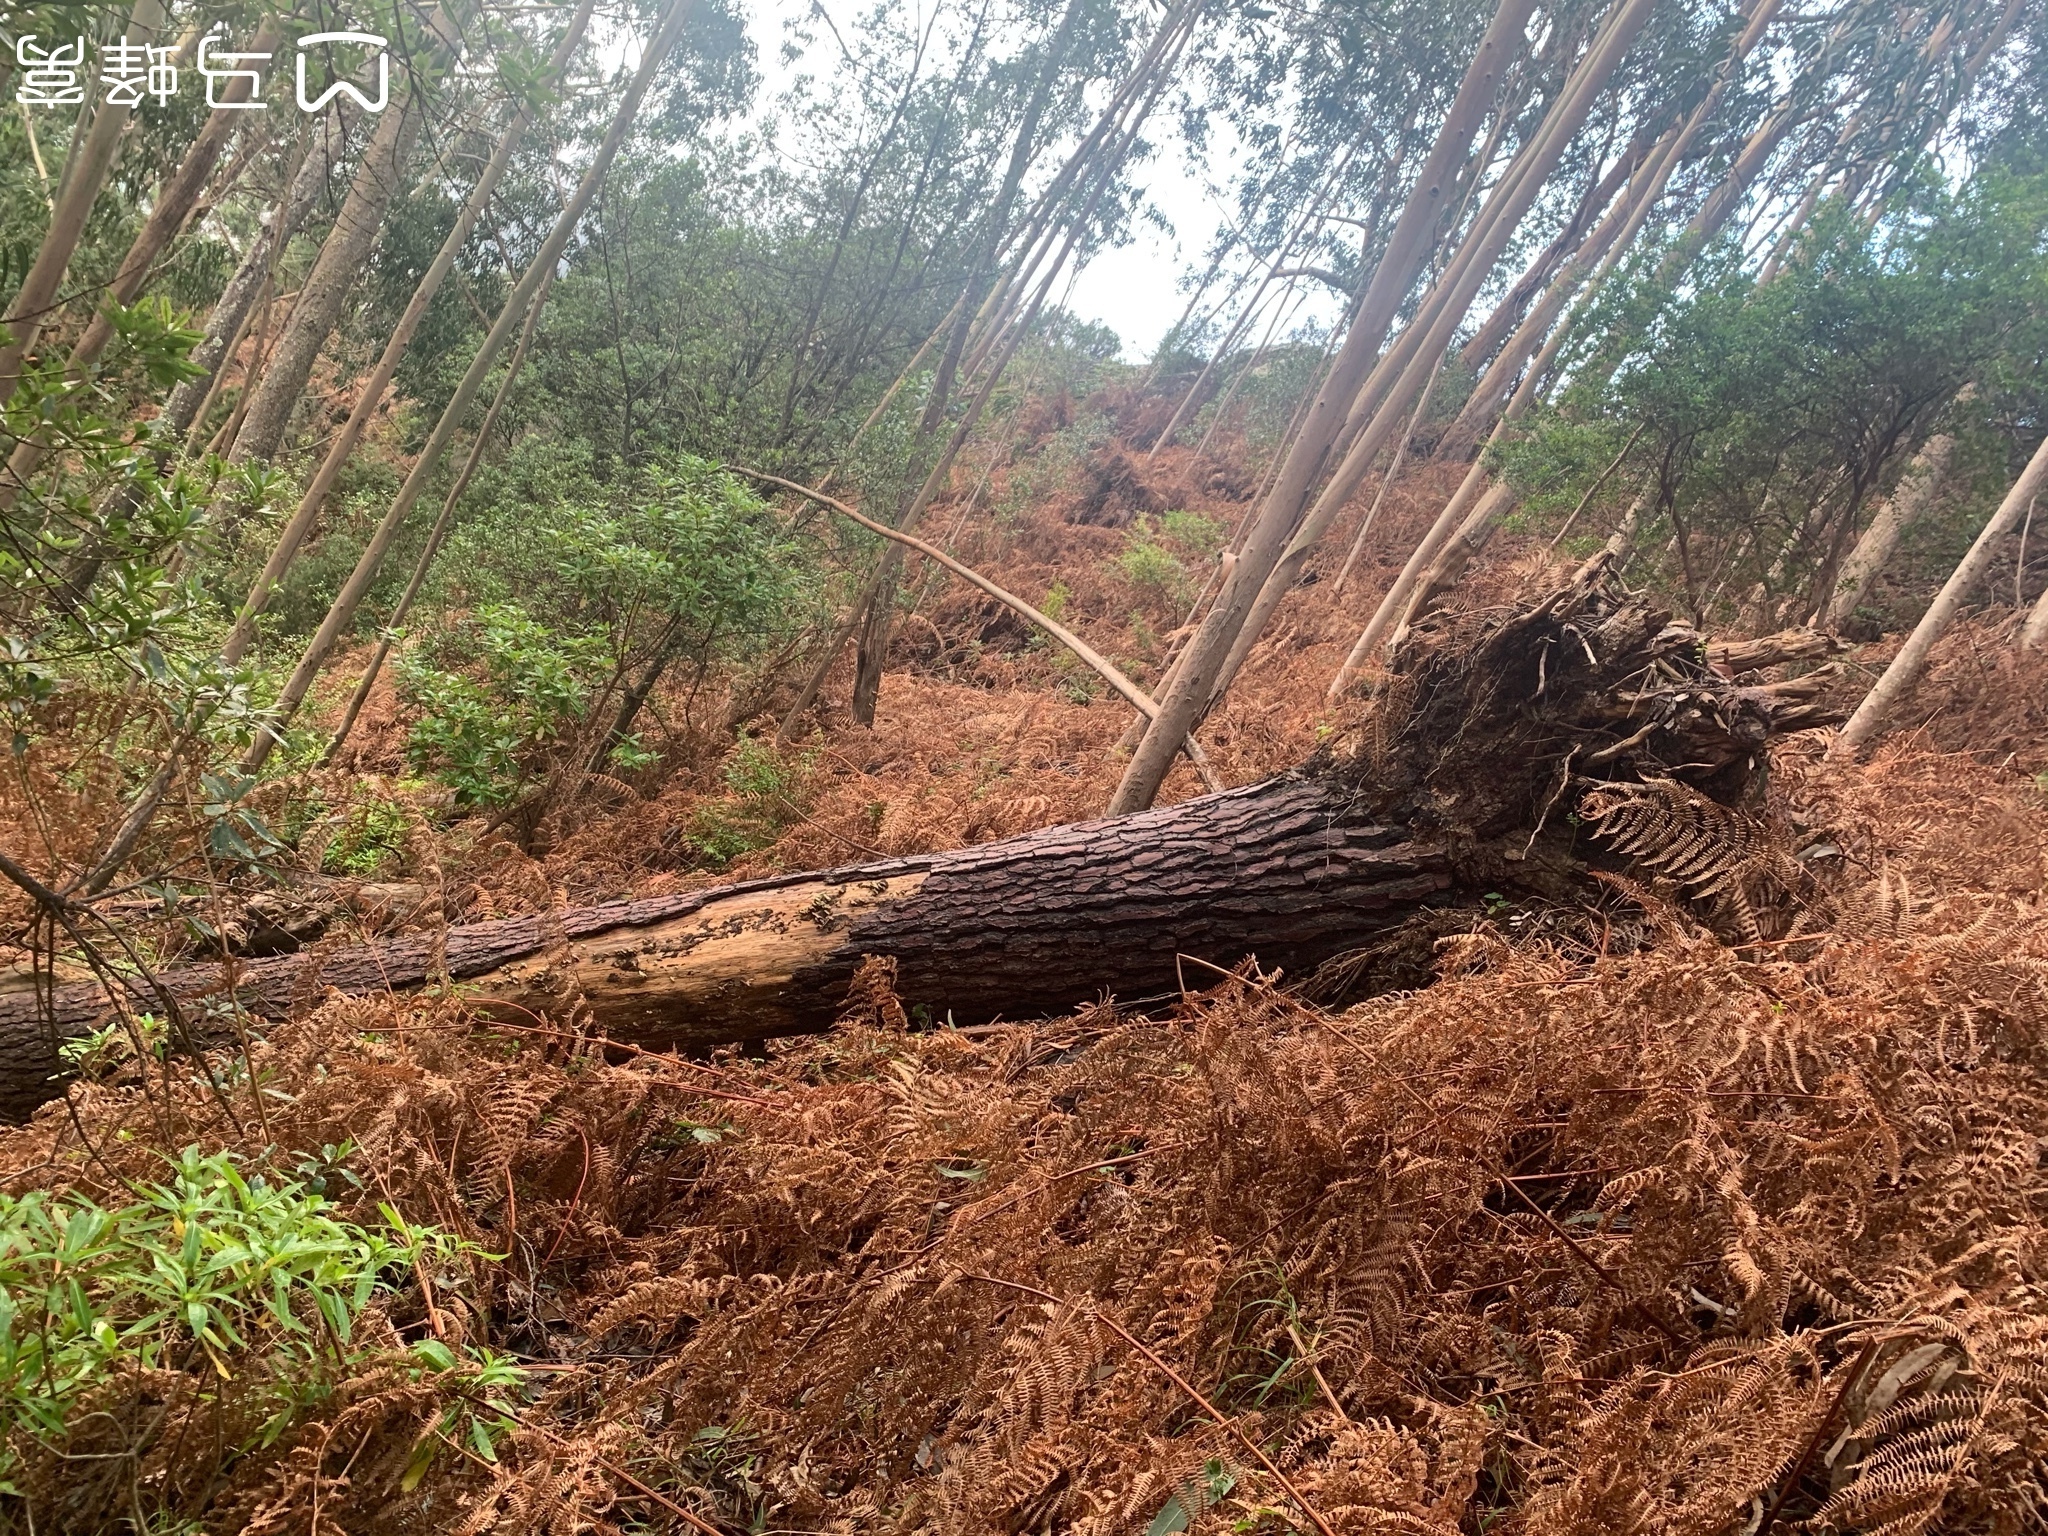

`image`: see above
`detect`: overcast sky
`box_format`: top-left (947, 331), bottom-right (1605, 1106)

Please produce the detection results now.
top-left (734, 0), bottom-right (1235, 362)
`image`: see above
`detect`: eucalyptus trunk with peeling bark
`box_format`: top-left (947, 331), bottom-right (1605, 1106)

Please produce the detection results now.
top-left (217, 39), bottom-right (438, 469)
top-left (0, 582), bottom-right (1838, 1122)
top-left (0, 0), bottom-right (171, 406)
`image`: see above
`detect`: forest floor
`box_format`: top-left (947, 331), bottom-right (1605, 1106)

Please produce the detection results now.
top-left (6, 390), bottom-right (2048, 1533)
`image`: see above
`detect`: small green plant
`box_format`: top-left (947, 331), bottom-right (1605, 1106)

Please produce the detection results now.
top-left (607, 731), bottom-right (661, 773)
top-left (398, 604), bottom-right (607, 807)
top-left (0, 1149), bottom-right (471, 1479)
top-left (1109, 511), bottom-right (1224, 609)
top-left (58, 1013), bottom-right (171, 1080)
top-left (1110, 518), bottom-right (1185, 597)
top-left (1039, 579), bottom-right (1072, 622)
top-left (1157, 508), bottom-right (1224, 561)
top-left (687, 737), bottom-right (811, 867)
top-left (322, 792), bottom-right (413, 877)
top-left (400, 1340), bottom-right (531, 1488)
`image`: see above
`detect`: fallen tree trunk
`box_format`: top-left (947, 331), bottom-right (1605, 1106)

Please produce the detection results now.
top-left (0, 582), bottom-right (1839, 1122)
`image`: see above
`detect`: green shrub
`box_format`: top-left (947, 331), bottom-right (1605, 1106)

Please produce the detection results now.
top-left (0, 1148), bottom-right (486, 1483)
top-left (1157, 509), bottom-right (1224, 561)
top-left (321, 791), bottom-right (414, 876)
top-left (687, 737), bottom-right (810, 867)
top-left (1109, 511), bottom-right (1223, 606)
top-left (398, 604), bottom-right (608, 807)
top-left (396, 458), bottom-right (822, 806)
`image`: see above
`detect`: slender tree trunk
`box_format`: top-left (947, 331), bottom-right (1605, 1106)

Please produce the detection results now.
top-left (1326, 0), bottom-right (1785, 693)
top-left (0, 0), bottom-right (171, 406)
top-left (1454, 123), bottom-right (1651, 379)
top-left (219, 0), bottom-right (596, 668)
top-left (219, 40), bottom-right (438, 469)
top-left (831, 0), bottom-right (1103, 725)
top-left (957, 0), bottom-right (1203, 383)
top-left (238, 0), bottom-right (699, 774)
top-left (1444, 0), bottom-right (1784, 456)
top-left (1826, 430), bottom-right (1956, 625)
top-left (1146, 143), bottom-right (1358, 462)
top-left (322, 272), bottom-right (553, 763)
top-left (1132, 0), bottom-right (1657, 788)
top-left (2023, 572), bottom-right (2048, 651)
top-left (0, 15), bottom-right (282, 501)
top-left (784, 6), bottom-right (1197, 739)
top-left (590, 620), bottom-right (685, 773)
top-left (1835, 432), bottom-right (2048, 756)
top-left (1106, 0), bottom-right (1540, 816)
top-left (162, 107), bottom-right (356, 443)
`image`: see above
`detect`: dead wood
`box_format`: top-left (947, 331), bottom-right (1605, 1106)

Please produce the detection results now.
top-left (0, 582), bottom-right (1839, 1121)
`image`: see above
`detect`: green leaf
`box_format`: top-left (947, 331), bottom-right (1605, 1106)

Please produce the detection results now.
top-left (1145, 1496), bottom-right (1192, 1536)
top-left (400, 1438), bottom-right (439, 1492)
top-left (410, 1338), bottom-right (458, 1372)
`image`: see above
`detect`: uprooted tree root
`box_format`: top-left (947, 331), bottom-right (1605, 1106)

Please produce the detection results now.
top-left (7, 781), bottom-right (2048, 1533)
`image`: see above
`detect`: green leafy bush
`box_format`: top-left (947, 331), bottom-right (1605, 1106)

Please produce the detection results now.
top-left (398, 604), bottom-right (608, 807)
top-left (687, 737), bottom-right (810, 867)
top-left (1109, 511), bottom-right (1225, 607)
top-left (320, 791), bottom-right (415, 877)
top-left (0, 1149), bottom-right (472, 1479)
top-left (395, 458), bottom-right (820, 806)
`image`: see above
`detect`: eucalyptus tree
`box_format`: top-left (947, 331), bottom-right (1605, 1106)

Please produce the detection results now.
top-left (237, 0), bottom-right (704, 775)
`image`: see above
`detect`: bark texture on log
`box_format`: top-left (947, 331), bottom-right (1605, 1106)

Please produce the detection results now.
top-left (0, 581), bottom-right (1840, 1123)
top-left (0, 781), bottom-right (1447, 1121)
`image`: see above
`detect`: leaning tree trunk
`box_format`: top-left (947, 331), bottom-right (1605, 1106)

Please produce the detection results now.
top-left (0, 0), bottom-right (171, 406)
top-left (0, 581), bottom-right (1838, 1122)
top-left (1836, 430), bottom-right (2048, 755)
top-left (219, 71), bottom-right (429, 469)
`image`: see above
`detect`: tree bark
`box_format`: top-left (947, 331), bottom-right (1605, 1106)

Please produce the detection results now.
top-left (0, 0), bottom-right (171, 405)
top-left (1836, 431), bottom-right (2048, 755)
top-left (219, 49), bottom-right (434, 469)
top-left (3, 581), bottom-right (1839, 1122)
top-left (1825, 428), bottom-right (1957, 625)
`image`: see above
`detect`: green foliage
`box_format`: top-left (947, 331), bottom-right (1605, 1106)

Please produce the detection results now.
top-left (0, 1148), bottom-right (469, 1476)
top-left (687, 737), bottom-right (811, 868)
top-left (400, 1340), bottom-right (529, 1488)
top-left (395, 457), bottom-right (817, 806)
top-left (398, 605), bottom-right (607, 808)
top-left (1109, 511), bottom-right (1225, 606)
top-left (1158, 509), bottom-right (1226, 561)
top-left (1509, 175), bottom-right (2048, 619)
top-left (58, 1013), bottom-right (171, 1081)
top-left (1110, 528), bottom-right (1185, 595)
top-left (531, 456), bottom-right (814, 672)
top-left (320, 792), bottom-right (414, 877)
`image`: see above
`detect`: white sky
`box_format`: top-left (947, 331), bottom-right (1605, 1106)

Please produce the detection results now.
top-left (732, 0), bottom-right (1241, 363)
